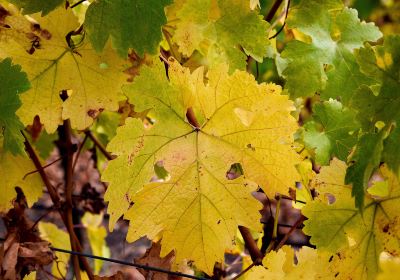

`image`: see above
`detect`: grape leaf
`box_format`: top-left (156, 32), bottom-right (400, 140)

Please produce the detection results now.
top-left (350, 36), bottom-right (400, 128)
top-left (282, 0), bottom-right (381, 99)
top-left (0, 58), bottom-right (30, 155)
top-left (350, 36), bottom-right (400, 175)
top-left (82, 213), bottom-right (109, 274)
top-left (169, 0), bottom-right (270, 70)
top-left (6, 0), bottom-right (64, 15)
top-left (246, 246), bottom-right (329, 279)
top-left (0, 151), bottom-right (42, 212)
top-left (303, 159), bottom-right (400, 279)
top-left (0, 5), bottom-right (129, 133)
top-left (102, 59), bottom-right (300, 273)
top-left (346, 130), bottom-right (387, 209)
top-left (84, 0), bottom-right (172, 56)
top-left (38, 222), bottom-right (71, 278)
top-left (377, 256), bottom-right (400, 280)
top-left (303, 99), bottom-right (359, 165)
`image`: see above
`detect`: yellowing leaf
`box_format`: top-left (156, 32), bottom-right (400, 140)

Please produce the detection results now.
top-left (169, 0), bottom-right (270, 70)
top-left (0, 151), bottom-right (42, 212)
top-left (0, 5), bottom-right (129, 133)
top-left (82, 212), bottom-right (109, 274)
top-left (250, 0), bottom-right (260, 10)
top-left (102, 59), bottom-right (300, 273)
top-left (303, 160), bottom-right (400, 279)
top-left (38, 222), bottom-right (71, 279)
top-left (377, 254), bottom-right (400, 280)
top-left (23, 272), bottom-right (36, 280)
top-left (246, 246), bottom-right (330, 279)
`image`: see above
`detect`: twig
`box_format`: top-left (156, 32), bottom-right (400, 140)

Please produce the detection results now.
top-left (85, 130), bottom-right (115, 160)
top-left (238, 226), bottom-right (263, 265)
top-left (268, 0), bottom-right (291, 39)
top-left (58, 120), bottom-right (83, 280)
top-left (265, 0), bottom-right (284, 22)
top-left (275, 215), bottom-right (306, 250)
top-left (23, 131), bottom-right (93, 278)
top-left (264, 195), bottom-right (281, 253)
top-left (22, 131), bottom-right (61, 209)
top-left (278, 194), bottom-right (306, 204)
top-left (230, 263), bottom-right (255, 280)
top-left (23, 157), bottom-right (63, 180)
top-left (72, 133), bottom-right (88, 172)
top-left (29, 208), bottom-right (55, 231)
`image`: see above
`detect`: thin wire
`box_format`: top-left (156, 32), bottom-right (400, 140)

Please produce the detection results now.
top-left (268, 0), bottom-right (291, 39)
top-left (230, 263), bottom-right (255, 280)
top-left (0, 238), bottom-right (209, 280)
top-left (70, 0), bottom-right (86, 9)
top-left (49, 247), bottom-right (210, 280)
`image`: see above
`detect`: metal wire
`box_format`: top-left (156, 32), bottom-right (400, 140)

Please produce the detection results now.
top-left (0, 238), bottom-right (210, 280)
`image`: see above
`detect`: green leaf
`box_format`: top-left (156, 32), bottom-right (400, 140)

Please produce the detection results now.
top-left (303, 99), bottom-right (359, 165)
top-left (169, 0), bottom-right (270, 70)
top-left (282, 0), bottom-right (381, 99)
top-left (84, 0), bottom-right (172, 56)
top-left (383, 126), bottom-right (400, 177)
top-left (0, 58), bottom-right (30, 155)
top-left (345, 130), bottom-right (387, 209)
top-left (7, 0), bottom-right (64, 15)
top-left (350, 36), bottom-right (400, 176)
top-left (351, 36), bottom-right (400, 128)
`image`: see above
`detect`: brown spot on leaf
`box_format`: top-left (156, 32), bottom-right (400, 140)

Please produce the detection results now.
top-left (383, 224), bottom-right (390, 233)
top-left (40, 29), bottom-right (51, 40)
top-left (0, 5), bottom-right (10, 23)
top-left (87, 108), bottom-right (103, 119)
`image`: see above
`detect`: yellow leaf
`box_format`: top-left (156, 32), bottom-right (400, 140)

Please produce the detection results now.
top-left (302, 160), bottom-right (400, 279)
top-left (38, 222), bottom-right (71, 279)
top-left (377, 254), bottom-right (400, 280)
top-left (82, 212), bottom-right (109, 274)
top-left (102, 59), bottom-right (300, 273)
top-left (0, 152), bottom-right (42, 212)
top-left (0, 5), bottom-right (129, 132)
top-left (23, 272), bottom-right (36, 280)
top-left (250, 0), bottom-right (261, 10)
top-left (246, 246), bottom-right (330, 279)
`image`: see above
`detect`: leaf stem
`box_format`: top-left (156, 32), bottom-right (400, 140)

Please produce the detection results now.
top-left (230, 263), bottom-right (255, 280)
top-left (186, 107), bottom-right (200, 129)
top-left (85, 130), bottom-right (115, 160)
top-left (265, 0), bottom-right (284, 22)
top-left (275, 215), bottom-right (305, 250)
top-left (22, 131), bottom-right (61, 209)
top-left (238, 226), bottom-right (263, 265)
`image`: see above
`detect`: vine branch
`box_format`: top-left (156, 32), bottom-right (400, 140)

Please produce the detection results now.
top-left (58, 120), bottom-right (84, 280)
top-left (23, 131), bottom-right (93, 278)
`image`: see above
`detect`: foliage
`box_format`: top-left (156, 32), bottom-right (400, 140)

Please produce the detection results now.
top-left (0, 0), bottom-right (399, 279)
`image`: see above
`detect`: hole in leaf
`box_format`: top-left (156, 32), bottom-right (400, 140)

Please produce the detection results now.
top-left (153, 161), bottom-right (170, 182)
top-left (226, 163), bottom-right (243, 180)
